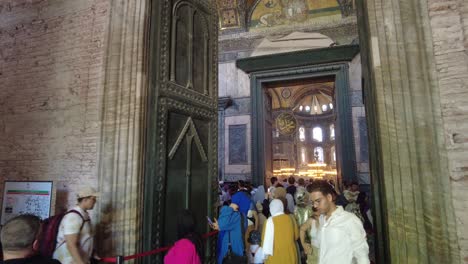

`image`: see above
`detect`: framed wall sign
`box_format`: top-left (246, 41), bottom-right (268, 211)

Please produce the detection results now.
top-left (1, 181), bottom-right (53, 225)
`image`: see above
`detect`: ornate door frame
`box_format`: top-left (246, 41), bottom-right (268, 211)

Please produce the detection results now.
top-left (236, 45), bottom-right (360, 187)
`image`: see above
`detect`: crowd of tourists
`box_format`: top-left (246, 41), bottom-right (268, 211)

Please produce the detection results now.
top-left (213, 177), bottom-right (372, 264)
top-left (0, 178), bottom-right (373, 264)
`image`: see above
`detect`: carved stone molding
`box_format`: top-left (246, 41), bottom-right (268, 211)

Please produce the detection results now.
top-left (163, 82), bottom-right (216, 109)
top-left (218, 96), bottom-right (232, 110)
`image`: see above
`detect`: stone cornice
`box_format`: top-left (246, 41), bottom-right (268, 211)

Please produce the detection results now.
top-left (218, 96), bottom-right (232, 110)
top-left (236, 45), bottom-right (359, 73)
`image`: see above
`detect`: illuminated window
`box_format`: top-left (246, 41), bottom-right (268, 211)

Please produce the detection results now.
top-left (301, 147), bottom-right (307, 164)
top-left (273, 128), bottom-right (280, 138)
top-left (299, 126), bottom-right (305, 141)
top-left (330, 124), bottom-right (335, 140)
top-left (305, 106), bottom-right (311, 112)
top-left (314, 147), bottom-right (324, 163)
top-left (299, 105), bottom-right (303, 111)
top-left (322, 104), bottom-right (328, 112)
top-left (312, 127), bottom-right (323, 142)
top-left (329, 103), bottom-right (333, 110)
top-left (331, 145), bottom-right (336, 163)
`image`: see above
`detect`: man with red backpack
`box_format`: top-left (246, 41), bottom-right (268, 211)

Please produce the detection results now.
top-left (52, 187), bottom-right (99, 264)
top-left (1, 214), bottom-right (61, 264)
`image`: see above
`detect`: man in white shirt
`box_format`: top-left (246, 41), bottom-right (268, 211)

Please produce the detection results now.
top-left (53, 186), bottom-right (99, 264)
top-left (309, 180), bottom-right (369, 264)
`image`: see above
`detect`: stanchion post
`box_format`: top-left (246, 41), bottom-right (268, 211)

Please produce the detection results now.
top-left (116, 256), bottom-right (124, 264)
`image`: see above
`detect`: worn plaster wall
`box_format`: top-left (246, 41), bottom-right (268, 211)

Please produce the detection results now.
top-left (0, 0), bottom-right (110, 216)
top-left (428, 0), bottom-right (468, 261)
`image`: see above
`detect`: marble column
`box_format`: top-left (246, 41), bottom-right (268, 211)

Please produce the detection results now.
top-left (218, 97), bottom-right (232, 182)
top-left (96, 0), bottom-right (149, 257)
top-left (357, 0), bottom-right (460, 262)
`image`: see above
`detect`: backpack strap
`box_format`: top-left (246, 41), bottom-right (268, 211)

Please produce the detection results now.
top-left (67, 209), bottom-right (89, 231)
top-left (55, 210), bottom-right (89, 250)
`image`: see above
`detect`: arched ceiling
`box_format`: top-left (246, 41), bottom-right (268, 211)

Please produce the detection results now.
top-left (266, 78), bottom-right (335, 110)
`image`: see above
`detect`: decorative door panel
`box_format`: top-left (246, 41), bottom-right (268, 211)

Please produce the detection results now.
top-left (169, 1), bottom-right (214, 99)
top-left (144, 0), bottom-right (218, 263)
top-left (162, 101), bottom-right (215, 246)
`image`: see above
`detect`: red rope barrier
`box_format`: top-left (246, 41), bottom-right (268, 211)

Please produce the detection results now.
top-left (201, 230), bottom-right (219, 239)
top-left (101, 231), bottom-right (218, 263)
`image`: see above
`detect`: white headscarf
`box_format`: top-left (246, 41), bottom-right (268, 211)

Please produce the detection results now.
top-left (262, 199), bottom-right (284, 257)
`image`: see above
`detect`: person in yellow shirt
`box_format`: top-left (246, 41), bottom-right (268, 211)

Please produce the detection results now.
top-left (261, 199), bottom-right (299, 264)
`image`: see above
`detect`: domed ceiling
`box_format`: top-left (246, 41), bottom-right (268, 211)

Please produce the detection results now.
top-left (266, 78), bottom-right (335, 115)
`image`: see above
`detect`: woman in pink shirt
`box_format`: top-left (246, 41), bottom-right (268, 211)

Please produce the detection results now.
top-left (164, 210), bottom-right (204, 264)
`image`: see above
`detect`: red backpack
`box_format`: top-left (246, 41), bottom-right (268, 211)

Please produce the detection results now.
top-left (38, 210), bottom-right (86, 258)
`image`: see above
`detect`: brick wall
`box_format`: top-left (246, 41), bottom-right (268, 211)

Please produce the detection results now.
top-left (0, 0), bottom-right (110, 216)
top-left (428, 0), bottom-right (468, 261)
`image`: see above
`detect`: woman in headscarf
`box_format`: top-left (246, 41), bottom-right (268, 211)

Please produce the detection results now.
top-left (273, 187), bottom-right (295, 214)
top-left (255, 202), bottom-right (267, 234)
top-left (261, 199), bottom-right (299, 264)
top-left (252, 185), bottom-right (267, 232)
top-left (294, 187), bottom-right (313, 228)
top-left (294, 187), bottom-right (314, 263)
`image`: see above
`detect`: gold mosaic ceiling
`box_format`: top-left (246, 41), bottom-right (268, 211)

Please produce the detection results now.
top-left (216, 0), bottom-right (354, 31)
top-left (267, 79), bottom-right (335, 111)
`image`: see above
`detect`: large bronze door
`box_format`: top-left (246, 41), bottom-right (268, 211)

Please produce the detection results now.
top-left (143, 0), bottom-right (218, 263)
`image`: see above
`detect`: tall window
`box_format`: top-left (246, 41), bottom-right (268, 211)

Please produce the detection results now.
top-left (301, 147), bottom-right (307, 164)
top-left (299, 126), bottom-right (305, 141)
top-left (330, 124), bottom-right (335, 140)
top-left (331, 145), bottom-right (336, 163)
top-left (273, 128), bottom-right (280, 138)
top-left (312, 127), bottom-right (323, 142)
top-left (314, 147), bottom-right (324, 162)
